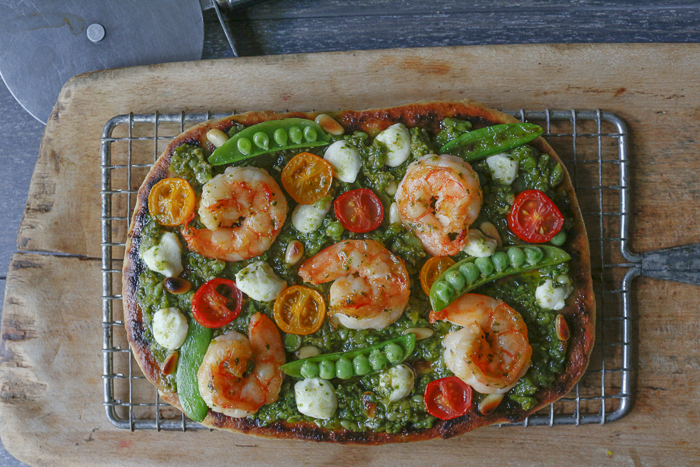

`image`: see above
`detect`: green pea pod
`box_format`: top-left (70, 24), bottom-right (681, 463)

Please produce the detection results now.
top-left (208, 118), bottom-right (332, 165)
top-left (439, 123), bottom-right (543, 161)
top-left (280, 334), bottom-right (416, 379)
top-left (429, 245), bottom-right (570, 312)
top-left (175, 320), bottom-right (212, 422)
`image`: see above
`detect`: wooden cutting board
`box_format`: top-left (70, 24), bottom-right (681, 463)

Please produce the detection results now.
top-left (2, 44), bottom-right (700, 466)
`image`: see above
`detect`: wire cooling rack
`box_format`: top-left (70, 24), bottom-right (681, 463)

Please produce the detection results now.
top-left (101, 109), bottom-right (635, 431)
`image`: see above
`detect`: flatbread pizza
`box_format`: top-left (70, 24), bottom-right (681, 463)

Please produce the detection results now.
top-left (122, 100), bottom-right (595, 443)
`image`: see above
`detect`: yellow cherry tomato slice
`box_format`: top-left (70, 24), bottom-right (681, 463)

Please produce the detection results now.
top-left (273, 285), bottom-right (326, 335)
top-left (420, 256), bottom-right (456, 296)
top-left (148, 178), bottom-right (196, 226)
top-left (281, 152), bottom-right (333, 205)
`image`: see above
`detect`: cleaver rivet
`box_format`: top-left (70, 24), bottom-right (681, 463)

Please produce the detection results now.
top-left (87, 23), bottom-right (106, 43)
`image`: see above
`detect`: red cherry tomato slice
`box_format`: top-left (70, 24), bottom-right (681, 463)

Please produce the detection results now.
top-left (334, 188), bottom-right (384, 233)
top-left (192, 278), bottom-right (243, 328)
top-left (424, 376), bottom-right (473, 420)
top-left (507, 189), bottom-right (564, 243)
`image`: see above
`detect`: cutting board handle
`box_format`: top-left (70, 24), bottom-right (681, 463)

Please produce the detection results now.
top-left (641, 243), bottom-right (700, 285)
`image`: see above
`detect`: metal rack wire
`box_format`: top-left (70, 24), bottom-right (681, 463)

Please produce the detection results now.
top-left (101, 109), bottom-right (635, 431)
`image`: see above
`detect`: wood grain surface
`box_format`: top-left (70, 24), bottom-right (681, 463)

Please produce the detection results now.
top-left (202, 1), bottom-right (700, 59)
top-left (2, 44), bottom-right (700, 466)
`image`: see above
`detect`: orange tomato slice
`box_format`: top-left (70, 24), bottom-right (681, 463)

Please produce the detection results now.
top-left (420, 256), bottom-right (456, 296)
top-left (148, 178), bottom-right (196, 226)
top-left (273, 285), bottom-right (326, 335)
top-left (281, 152), bottom-right (333, 205)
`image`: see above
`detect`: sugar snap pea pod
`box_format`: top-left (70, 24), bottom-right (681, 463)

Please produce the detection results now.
top-left (208, 118), bottom-right (332, 165)
top-left (175, 320), bottom-right (212, 422)
top-left (439, 123), bottom-right (543, 161)
top-left (429, 245), bottom-right (570, 312)
top-left (280, 334), bottom-right (416, 379)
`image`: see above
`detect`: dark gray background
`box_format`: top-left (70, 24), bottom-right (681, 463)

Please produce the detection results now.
top-left (1, 1), bottom-right (699, 465)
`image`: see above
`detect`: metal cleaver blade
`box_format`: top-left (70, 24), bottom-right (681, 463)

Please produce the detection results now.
top-left (0, 0), bottom-right (204, 124)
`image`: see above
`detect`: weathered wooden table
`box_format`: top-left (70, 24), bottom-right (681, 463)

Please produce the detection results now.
top-left (1, 2), bottom-right (700, 466)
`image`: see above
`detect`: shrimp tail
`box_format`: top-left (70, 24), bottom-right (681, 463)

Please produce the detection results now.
top-left (181, 211), bottom-right (196, 237)
top-left (429, 309), bottom-right (446, 324)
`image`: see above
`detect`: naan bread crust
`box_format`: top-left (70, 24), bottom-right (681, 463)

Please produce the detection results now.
top-left (123, 100), bottom-right (595, 443)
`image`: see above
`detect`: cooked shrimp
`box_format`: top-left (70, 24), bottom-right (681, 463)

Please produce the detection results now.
top-left (395, 154), bottom-right (482, 256)
top-left (182, 166), bottom-right (288, 262)
top-left (430, 294), bottom-right (532, 394)
top-left (298, 239), bottom-right (410, 330)
top-left (197, 313), bottom-right (285, 417)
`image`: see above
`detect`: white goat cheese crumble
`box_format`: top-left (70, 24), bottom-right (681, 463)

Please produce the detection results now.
top-left (486, 153), bottom-right (519, 185)
top-left (152, 307), bottom-right (188, 350)
top-left (292, 198), bottom-right (331, 233)
top-left (462, 229), bottom-right (497, 257)
top-left (535, 276), bottom-right (574, 310)
top-left (376, 123), bottom-right (411, 167)
top-left (378, 364), bottom-right (415, 402)
top-left (235, 261), bottom-right (287, 302)
top-left (294, 378), bottom-right (338, 419)
top-left (141, 232), bottom-right (183, 278)
top-left (324, 140), bottom-right (361, 183)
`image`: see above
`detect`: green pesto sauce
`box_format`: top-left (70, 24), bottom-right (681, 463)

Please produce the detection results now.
top-left (170, 144), bottom-right (213, 188)
top-left (135, 116), bottom-right (575, 433)
top-left (135, 269), bottom-right (179, 391)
